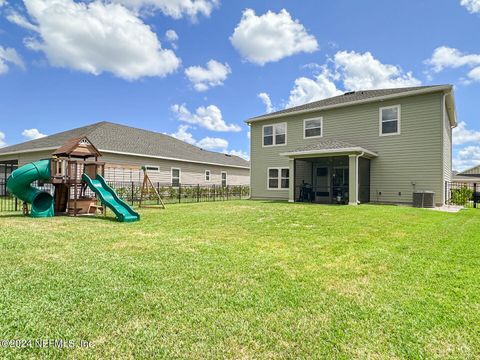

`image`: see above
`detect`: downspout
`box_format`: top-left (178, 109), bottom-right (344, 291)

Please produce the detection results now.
top-left (356, 151), bottom-right (365, 204)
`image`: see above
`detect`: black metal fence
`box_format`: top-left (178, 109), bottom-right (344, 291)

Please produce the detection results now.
top-left (0, 180), bottom-right (250, 213)
top-left (106, 181), bottom-right (250, 206)
top-left (445, 181), bottom-right (480, 208)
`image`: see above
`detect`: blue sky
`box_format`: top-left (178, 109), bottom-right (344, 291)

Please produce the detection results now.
top-left (1, 0), bottom-right (480, 169)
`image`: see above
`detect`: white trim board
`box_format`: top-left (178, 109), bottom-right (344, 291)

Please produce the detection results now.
top-left (280, 147), bottom-right (378, 158)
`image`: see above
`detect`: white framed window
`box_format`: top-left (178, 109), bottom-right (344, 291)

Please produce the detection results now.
top-left (144, 165), bottom-right (160, 172)
top-left (171, 168), bottom-right (181, 187)
top-left (267, 167), bottom-right (290, 190)
top-left (263, 123), bottom-right (287, 147)
top-left (205, 170), bottom-right (211, 182)
top-left (221, 171), bottom-right (227, 187)
top-left (379, 105), bottom-right (401, 136)
top-left (304, 117), bottom-right (323, 139)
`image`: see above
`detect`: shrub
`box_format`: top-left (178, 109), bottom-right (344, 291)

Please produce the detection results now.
top-left (451, 186), bottom-right (473, 205)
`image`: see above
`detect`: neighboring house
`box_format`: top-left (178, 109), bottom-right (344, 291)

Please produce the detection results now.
top-left (452, 167), bottom-right (480, 183)
top-left (246, 85), bottom-right (457, 206)
top-left (0, 121), bottom-right (250, 187)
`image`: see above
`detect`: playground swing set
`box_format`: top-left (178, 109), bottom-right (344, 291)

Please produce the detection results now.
top-left (6, 137), bottom-right (164, 222)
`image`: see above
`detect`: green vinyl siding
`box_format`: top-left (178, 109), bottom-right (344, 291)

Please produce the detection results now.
top-left (250, 92), bottom-right (446, 205)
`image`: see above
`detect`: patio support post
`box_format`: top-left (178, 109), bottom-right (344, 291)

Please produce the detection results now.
top-left (348, 155), bottom-right (358, 205)
top-left (288, 158), bottom-right (295, 203)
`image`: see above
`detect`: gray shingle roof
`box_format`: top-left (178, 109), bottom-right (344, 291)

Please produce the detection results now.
top-left (0, 122), bottom-right (250, 168)
top-left (248, 85), bottom-right (451, 122)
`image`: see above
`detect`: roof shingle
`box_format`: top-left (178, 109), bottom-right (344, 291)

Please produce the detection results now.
top-left (0, 122), bottom-right (250, 168)
top-left (248, 85), bottom-right (450, 122)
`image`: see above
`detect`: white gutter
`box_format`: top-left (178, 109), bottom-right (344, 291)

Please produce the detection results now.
top-left (98, 149), bottom-right (250, 169)
top-left (0, 147), bottom-right (57, 156)
top-left (280, 147), bottom-right (378, 158)
top-left (246, 85), bottom-right (454, 124)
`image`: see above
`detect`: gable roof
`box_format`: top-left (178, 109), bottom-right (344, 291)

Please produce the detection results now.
top-left (0, 122), bottom-right (250, 169)
top-left (246, 85), bottom-right (457, 126)
top-left (52, 136), bottom-right (102, 158)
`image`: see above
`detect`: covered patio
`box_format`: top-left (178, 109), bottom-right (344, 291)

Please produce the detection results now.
top-left (280, 140), bottom-right (377, 205)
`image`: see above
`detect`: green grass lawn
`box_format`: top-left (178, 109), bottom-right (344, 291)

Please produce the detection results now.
top-left (0, 201), bottom-right (479, 359)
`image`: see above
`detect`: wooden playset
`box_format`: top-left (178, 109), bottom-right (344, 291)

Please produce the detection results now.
top-left (139, 166), bottom-right (166, 209)
top-left (7, 137), bottom-right (141, 222)
top-left (50, 137), bottom-right (105, 216)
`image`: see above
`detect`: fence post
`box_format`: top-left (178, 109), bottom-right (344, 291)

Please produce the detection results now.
top-left (15, 197), bottom-right (18, 212)
top-left (178, 184), bottom-right (181, 203)
top-left (473, 183), bottom-right (478, 209)
top-left (213, 184), bottom-right (215, 202)
top-left (157, 182), bottom-right (160, 205)
top-left (197, 184), bottom-right (200, 202)
top-left (226, 185), bottom-right (229, 201)
top-left (131, 181), bottom-right (134, 206)
top-left (444, 181), bottom-right (447, 205)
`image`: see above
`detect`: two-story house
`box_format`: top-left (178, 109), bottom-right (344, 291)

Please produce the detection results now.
top-left (246, 85), bottom-right (457, 206)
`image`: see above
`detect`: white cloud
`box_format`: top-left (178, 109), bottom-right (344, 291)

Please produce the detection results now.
top-left (0, 46), bottom-right (25, 75)
top-left (0, 131), bottom-right (6, 148)
top-left (185, 60), bottom-right (231, 91)
top-left (286, 69), bottom-right (342, 108)
top-left (165, 29), bottom-right (178, 42)
top-left (427, 46), bottom-right (480, 72)
top-left (285, 50), bottom-right (421, 108)
top-left (453, 146), bottom-right (480, 171)
top-left (22, 128), bottom-right (46, 140)
top-left (453, 121), bottom-right (480, 145)
top-left (169, 124), bottom-right (196, 144)
top-left (257, 92), bottom-right (274, 113)
top-left (227, 149), bottom-right (249, 161)
top-left (468, 67), bottom-right (480, 81)
top-left (171, 104), bottom-right (241, 132)
top-left (19, 0), bottom-right (180, 81)
top-left (230, 8), bottom-right (318, 65)
top-left (6, 10), bottom-right (39, 31)
top-left (247, 130), bottom-right (250, 139)
top-left (334, 51), bottom-right (421, 91)
top-left (169, 125), bottom-right (248, 160)
top-left (460, 0), bottom-right (480, 13)
top-left (0, 0), bottom-right (7, 7)
top-left (196, 136), bottom-right (228, 150)
top-left (169, 125), bottom-right (228, 151)
top-left (112, 0), bottom-right (219, 20)
top-left (426, 46), bottom-right (480, 83)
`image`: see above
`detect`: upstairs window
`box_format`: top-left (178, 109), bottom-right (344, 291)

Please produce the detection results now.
top-left (171, 168), bottom-right (181, 187)
top-left (263, 123), bottom-right (287, 146)
top-left (268, 168), bottom-right (289, 190)
top-left (205, 170), bottom-right (211, 181)
top-left (304, 117), bottom-right (323, 138)
top-left (380, 105), bottom-right (401, 136)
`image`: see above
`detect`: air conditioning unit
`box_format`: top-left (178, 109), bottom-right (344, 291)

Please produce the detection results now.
top-left (413, 191), bottom-right (435, 208)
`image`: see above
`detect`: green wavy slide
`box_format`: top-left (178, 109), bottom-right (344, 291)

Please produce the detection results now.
top-left (82, 173), bottom-right (140, 222)
top-left (6, 159), bottom-right (54, 218)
